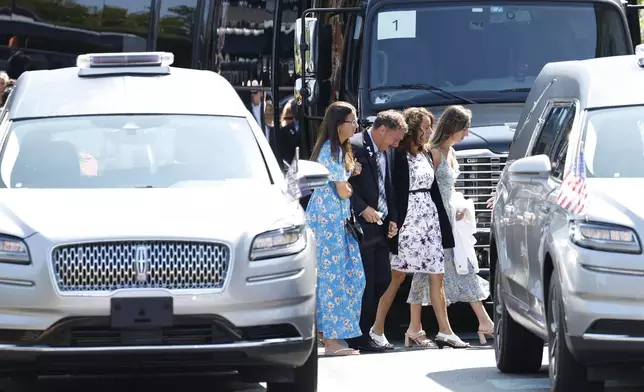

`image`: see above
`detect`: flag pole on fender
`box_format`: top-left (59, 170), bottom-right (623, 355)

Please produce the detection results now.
top-left (556, 141), bottom-right (589, 216)
top-left (285, 147), bottom-right (302, 199)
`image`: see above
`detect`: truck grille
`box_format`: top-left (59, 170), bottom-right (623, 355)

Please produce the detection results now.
top-left (455, 154), bottom-right (507, 229)
top-left (53, 241), bottom-right (230, 292)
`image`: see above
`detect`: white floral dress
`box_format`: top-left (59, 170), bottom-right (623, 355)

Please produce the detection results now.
top-left (390, 152), bottom-right (444, 274)
top-left (408, 149), bottom-right (490, 305)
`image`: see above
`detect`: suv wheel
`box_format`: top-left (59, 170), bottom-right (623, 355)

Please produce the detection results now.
top-left (493, 261), bottom-right (544, 373)
top-left (547, 272), bottom-right (602, 392)
top-left (266, 343), bottom-right (317, 392)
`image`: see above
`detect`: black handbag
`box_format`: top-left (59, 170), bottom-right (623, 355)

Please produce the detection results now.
top-left (345, 208), bottom-right (364, 243)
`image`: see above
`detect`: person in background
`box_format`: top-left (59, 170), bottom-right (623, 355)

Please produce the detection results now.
top-left (306, 101), bottom-right (365, 356)
top-left (277, 99), bottom-right (300, 164)
top-left (412, 105), bottom-right (493, 345)
top-left (346, 110), bottom-right (406, 353)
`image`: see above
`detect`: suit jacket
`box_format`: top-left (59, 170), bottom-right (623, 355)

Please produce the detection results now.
top-left (349, 130), bottom-right (397, 247)
top-left (388, 148), bottom-right (455, 255)
top-left (277, 121), bottom-right (300, 164)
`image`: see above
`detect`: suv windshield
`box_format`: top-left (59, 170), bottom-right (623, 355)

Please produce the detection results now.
top-left (583, 106), bottom-right (644, 179)
top-left (369, 2), bottom-right (629, 106)
top-left (0, 115), bottom-right (270, 188)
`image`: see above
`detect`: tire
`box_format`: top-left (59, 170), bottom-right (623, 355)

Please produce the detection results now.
top-left (493, 260), bottom-right (544, 373)
top-left (266, 343), bottom-right (318, 392)
top-left (547, 272), bottom-right (603, 392)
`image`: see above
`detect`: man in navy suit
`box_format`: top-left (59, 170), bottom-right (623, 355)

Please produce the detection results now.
top-left (347, 110), bottom-right (407, 352)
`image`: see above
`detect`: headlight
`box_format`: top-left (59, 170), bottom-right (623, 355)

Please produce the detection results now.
top-left (0, 236), bottom-right (30, 264)
top-left (569, 221), bottom-right (641, 254)
top-left (249, 225), bottom-right (307, 261)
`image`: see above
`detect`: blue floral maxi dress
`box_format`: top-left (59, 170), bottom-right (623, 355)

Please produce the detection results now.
top-left (306, 141), bottom-right (366, 340)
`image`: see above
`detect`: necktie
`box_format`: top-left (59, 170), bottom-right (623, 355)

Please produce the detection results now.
top-left (375, 151), bottom-right (388, 218)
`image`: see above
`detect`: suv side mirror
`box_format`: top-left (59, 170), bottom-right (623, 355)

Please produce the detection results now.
top-left (296, 160), bottom-right (329, 195)
top-left (508, 154), bottom-right (551, 185)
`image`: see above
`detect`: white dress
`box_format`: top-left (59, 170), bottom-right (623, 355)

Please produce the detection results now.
top-left (390, 152), bottom-right (444, 274)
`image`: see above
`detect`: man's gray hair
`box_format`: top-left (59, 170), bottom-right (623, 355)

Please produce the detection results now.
top-left (373, 109), bottom-right (407, 133)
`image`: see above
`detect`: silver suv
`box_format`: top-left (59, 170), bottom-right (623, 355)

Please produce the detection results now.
top-left (491, 51), bottom-right (644, 391)
top-left (0, 52), bottom-right (327, 392)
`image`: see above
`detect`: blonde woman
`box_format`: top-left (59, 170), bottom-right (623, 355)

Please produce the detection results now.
top-left (409, 105), bottom-right (493, 345)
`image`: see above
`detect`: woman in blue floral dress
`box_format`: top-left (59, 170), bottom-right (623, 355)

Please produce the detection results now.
top-left (306, 101), bottom-right (365, 356)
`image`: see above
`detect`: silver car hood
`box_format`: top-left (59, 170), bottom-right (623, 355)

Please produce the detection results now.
top-left (0, 181), bottom-right (303, 242)
top-left (585, 179), bottom-right (644, 228)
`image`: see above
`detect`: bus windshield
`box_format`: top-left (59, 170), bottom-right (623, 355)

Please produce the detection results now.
top-left (368, 2), bottom-right (630, 106)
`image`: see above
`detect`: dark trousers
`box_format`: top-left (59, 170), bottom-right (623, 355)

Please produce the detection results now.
top-left (346, 237), bottom-right (392, 345)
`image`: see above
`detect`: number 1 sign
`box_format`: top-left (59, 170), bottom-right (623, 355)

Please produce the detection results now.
top-left (377, 10), bottom-right (416, 40)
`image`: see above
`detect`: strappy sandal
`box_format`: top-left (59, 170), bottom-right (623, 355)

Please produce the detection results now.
top-left (477, 325), bottom-right (495, 345)
top-left (435, 332), bottom-right (470, 349)
top-left (324, 347), bottom-right (360, 356)
top-left (404, 330), bottom-right (437, 348)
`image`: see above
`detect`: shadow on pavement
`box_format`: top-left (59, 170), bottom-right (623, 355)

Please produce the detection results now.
top-left (425, 366), bottom-right (550, 392)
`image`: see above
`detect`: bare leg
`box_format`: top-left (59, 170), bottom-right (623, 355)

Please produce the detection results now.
top-left (428, 274), bottom-right (454, 335)
top-left (471, 301), bottom-right (494, 331)
top-left (408, 303), bottom-right (423, 333)
top-left (372, 270), bottom-right (406, 335)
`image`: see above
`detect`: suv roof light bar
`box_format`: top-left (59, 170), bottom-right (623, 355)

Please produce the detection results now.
top-left (77, 52), bottom-right (174, 69)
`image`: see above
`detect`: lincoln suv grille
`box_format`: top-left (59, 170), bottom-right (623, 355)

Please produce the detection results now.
top-left (455, 153), bottom-right (508, 229)
top-left (53, 241), bottom-right (230, 292)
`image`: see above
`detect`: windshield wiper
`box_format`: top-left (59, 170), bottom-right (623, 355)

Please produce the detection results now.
top-left (498, 88), bottom-right (531, 92)
top-left (369, 83), bottom-right (477, 105)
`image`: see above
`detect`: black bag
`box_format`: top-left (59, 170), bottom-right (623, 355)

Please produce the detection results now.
top-left (345, 209), bottom-right (364, 243)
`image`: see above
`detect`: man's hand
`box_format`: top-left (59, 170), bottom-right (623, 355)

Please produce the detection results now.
top-left (361, 206), bottom-right (381, 223)
top-left (387, 221), bottom-right (398, 238)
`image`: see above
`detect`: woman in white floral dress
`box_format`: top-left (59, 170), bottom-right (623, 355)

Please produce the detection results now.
top-left (409, 105), bottom-right (494, 345)
top-left (369, 108), bottom-right (468, 350)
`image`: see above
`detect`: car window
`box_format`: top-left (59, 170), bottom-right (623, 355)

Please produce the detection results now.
top-left (530, 105), bottom-right (571, 157)
top-left (583, 106), bottom-right (644, 178)
top-left (0, 114), bottom-right (271, 188)
top-left (550, 104), bottom-right (576, 180)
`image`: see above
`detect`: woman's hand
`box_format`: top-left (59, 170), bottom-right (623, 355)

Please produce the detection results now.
top-left (486, 191), bottom-right (496, 209)
top-left (335, 181), bottom-right (353, 199)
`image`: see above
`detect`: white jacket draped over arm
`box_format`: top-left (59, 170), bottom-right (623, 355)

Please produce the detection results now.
top-left (451, 192), bottom-right (478, 275)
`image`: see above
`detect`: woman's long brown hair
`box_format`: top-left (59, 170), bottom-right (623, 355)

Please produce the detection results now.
top-left (310, 101), bottom-right (356, 171)
top-left (400, 107), bottom-right (434, 155)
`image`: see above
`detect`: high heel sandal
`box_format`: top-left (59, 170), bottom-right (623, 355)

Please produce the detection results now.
top-left (435, 332), bottom-right (470, 349)
top-left (477, 325), bottom-right (495, 345)
top-left (404, 330), bottom-right (437, 348)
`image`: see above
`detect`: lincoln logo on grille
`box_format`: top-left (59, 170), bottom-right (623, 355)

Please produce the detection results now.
top-left (134, 245), bottom-right (151, 283)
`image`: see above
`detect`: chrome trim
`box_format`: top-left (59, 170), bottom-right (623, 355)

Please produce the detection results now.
top-left (246, 269), bottom-right (305, 284)
top-left (582, 333), bottom-right (644, 343)
top-left (582, 265), bottom-right (644, 276)
top-left (0, 277), bottom-right (34, 287)
top-left (0, 337), bottom-right (308, 353)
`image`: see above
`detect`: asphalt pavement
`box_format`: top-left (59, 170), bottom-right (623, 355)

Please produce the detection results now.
top-left (6, 338), bottom-right (644, 392)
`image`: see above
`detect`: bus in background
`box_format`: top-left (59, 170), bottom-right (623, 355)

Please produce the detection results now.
top-left (0, 0), bottom-right (301, 107)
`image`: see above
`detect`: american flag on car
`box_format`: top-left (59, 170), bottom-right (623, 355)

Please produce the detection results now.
top-left (557, 144), bottom-right (588, 215)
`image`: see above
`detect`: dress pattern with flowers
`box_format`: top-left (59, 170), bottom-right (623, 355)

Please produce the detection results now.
top-left (305, 141), bottom-right (365, 340)
top-left (408, 148), bottom-right (490, 305)
top-left (390, 152), bottom-right (445, 274)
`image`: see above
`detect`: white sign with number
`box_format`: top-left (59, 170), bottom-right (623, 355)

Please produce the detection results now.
top-left (377, 10), bottom-right (416, 40)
